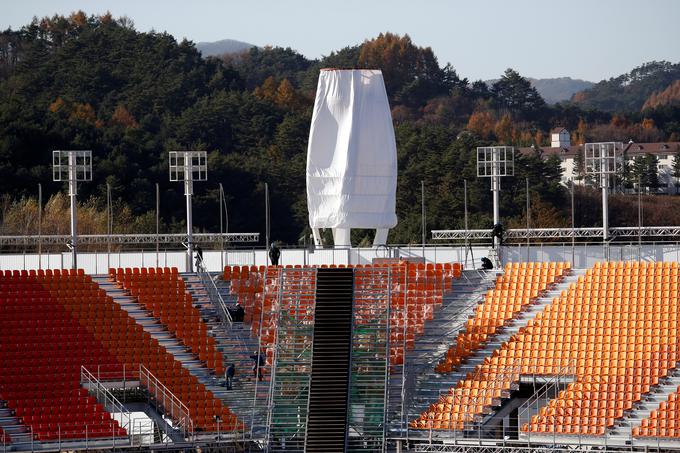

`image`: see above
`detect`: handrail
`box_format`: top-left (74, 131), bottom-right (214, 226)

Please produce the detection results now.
top-left (196, 257), bottom-right (233, 328)
top-left (138, 364), bottom-right (194, 440)
top-left (80, 366), bottom-right (132, 437)
top-left (517, 360), bottom-right (577, 436)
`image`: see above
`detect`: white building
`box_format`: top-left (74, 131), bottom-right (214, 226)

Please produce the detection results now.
top-left (550, 127), bottom-right (571, 148)
top-left (518, 130), bottom-right (680, 194)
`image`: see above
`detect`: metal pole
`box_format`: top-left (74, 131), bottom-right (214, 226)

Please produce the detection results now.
top-left (602, 172), bottom-right (609, 241)
top-left (526, 177), bottom-right (530, 262)
top-left (38, 183), bottom-right (42, 269)
top-left (571, 180), bottom-right (575, 266)
top-left (421, 180), bottom-right (426, 259)
top-left (492, 149), bottom-right (500, 226)
top-left (638, 176), bottom-right (642, 260)
top-left (68, 152), bottom-right (78, 269)
top-left (185, 162), bottom-right (194, 272)
top-left (107, 183), bottom-right (111, 270)
top-left (156, 183), bottom-right (160, 268)
top-left (464, 179), bottom-right (469, 268)
top-left (491, 149), bottom-right (501, 250)
top-left (219, 183), bottom-right (224, 270)
top-left (265, 182), bottom-right (270, 264)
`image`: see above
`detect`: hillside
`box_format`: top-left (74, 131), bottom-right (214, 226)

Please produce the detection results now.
top-left (529, 77), bottom-right (593, 104)
top-left (571, 61), bottom-right (680, 112)
top-left (0, 15), bottom-right (678, 245)
top-left (486, 76), bottom-right (594, 104)
top-left (643, 79), bottom-right (680, 111)
top-left (196, 38), bottom-right (255, 57)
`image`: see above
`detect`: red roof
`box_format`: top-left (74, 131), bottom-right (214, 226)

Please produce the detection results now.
top-left (517, 142), bottom-right (680, 158)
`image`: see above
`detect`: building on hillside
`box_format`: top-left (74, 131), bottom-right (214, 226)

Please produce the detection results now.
top-left (550, 127), bottom-right (571, 148)
top-left (518, 130), bottom-right (680, 194)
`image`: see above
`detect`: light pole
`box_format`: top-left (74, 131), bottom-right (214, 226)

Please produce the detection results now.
top-left (52, 150), bottom-right (92, 269)
top-left (421, 180), bottom-right (426, 258)
top-left (585, 142), bottom-right (622, 241)
top-left (169, 151), bottom-right (207, 272)
top-left (477, 146), bottom-right (514, 248)
top-left (265, 182), bottom-right (270, 264)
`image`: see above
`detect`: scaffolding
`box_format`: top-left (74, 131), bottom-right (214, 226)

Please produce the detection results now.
top-left (348, 266), bottom-right (392, 452)
top-left (266, 268), bottom-right (317, 452)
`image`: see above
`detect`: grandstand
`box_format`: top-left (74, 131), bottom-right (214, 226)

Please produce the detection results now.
top-left (2, 253), bottom-right (680, 452)
top-left (0, 79), bottom-right (677, 452)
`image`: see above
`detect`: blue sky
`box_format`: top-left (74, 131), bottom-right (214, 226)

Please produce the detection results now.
top-left (4, 0), bottom-right (680, 82)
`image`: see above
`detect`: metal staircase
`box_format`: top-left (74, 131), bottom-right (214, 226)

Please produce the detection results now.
top-left (400, 268), bottom-right (585, 436)
top-left (305, 268), bottom-right (354, 452)
top-left (391, 270), bottom-right (500, 433)
top-left (182, 271), bottom-right (271, 440)
top-left (609, 366), bottom-right (680, 441)
top-left (0, 407), bottom-right (33, 451)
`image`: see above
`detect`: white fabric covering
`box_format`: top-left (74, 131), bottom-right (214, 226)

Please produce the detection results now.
top-left (306, 69), bottom-right (398, 231)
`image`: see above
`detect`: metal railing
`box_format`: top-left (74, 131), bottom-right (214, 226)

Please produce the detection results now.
top-left (517, 361), bottom-right (576, 440)
top-left (399, 281), bottom-right (493, 434)
top-left (196, 256), bottom-right (233, 328)
top-left (138, 365), bottom-right (194, 441)
top-left (348, 266), bottom-right (392, 453)
top-left (80, 366), bottom-right (132, 439)
top-left (265, 267), bottom-right (317, 452)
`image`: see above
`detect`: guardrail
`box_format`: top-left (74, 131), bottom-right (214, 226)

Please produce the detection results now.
top-left (196, 257), bottom-right (233, 328)
top-left (138, 365), bottom-right (193, 441)
top-left (518, 361), bottom-right (576, 436)
top-left (80, 366), bottom-right (131, 439)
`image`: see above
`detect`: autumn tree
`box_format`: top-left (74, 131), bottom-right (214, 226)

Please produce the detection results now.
top-left (494, 114), bottom-right (515, 144)
top-left (466, 110), bottom-right (495, 139)
top-left (357, 32), bottom-right (463, 105)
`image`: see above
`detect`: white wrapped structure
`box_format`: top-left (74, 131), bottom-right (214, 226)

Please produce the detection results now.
top-left (306, 69), bottom-right (398, 247)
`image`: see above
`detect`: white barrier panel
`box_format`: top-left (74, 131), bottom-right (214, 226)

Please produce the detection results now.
top-left (1, 244), bottom-right (679, 273)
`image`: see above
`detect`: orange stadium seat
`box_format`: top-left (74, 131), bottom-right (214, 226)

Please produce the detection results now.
top-left (413, 261), bottom-right (680, 436)
top-left (109, 268), bottom-right (224, 375)
top-left (0, 270), bottom-right (241, 438)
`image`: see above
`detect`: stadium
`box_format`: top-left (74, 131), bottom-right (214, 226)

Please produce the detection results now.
top-left (3, 67), bottom-right (680, 453)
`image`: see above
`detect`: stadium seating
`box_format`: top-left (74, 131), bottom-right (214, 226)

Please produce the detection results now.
top-left (435, 262), bottom-right (569, 372)
top-left (634, 387), bottom-right (680, 438)
top-left (65, 268), bottom-right (237, 432)
top-left (109, 267), bottom-right (224, 374)
top-left (0, 270), bottom-right (126, 441)
top-left (413, 261), bottom-right (680, 435)
top-left (0, 269), bottom-right (240, 437)
top-left (223, 261), bottom-right (462, 367)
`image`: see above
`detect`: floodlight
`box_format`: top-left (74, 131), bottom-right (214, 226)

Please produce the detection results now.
top-left (477, 146), bottom-right (514, 247)
top-left (52, 150), bottom-right (93, 269)
top-left (169, 151), bottom-right (208, 272)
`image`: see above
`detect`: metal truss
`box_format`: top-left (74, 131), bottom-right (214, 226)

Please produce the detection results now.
top-left (431, 227), bottom-right (680, 241)
top-left (403, 441), bottom-right (680, 453)
top-left (0, 232), bottom-right (259, 246)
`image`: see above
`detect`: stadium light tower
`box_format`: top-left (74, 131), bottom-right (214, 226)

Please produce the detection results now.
top-left (169, 151), bottom-right (207, 272)
top-left (52, 150), bottom-right (92, 269)
top-left (477, 146), bottom-right (514, 247)
top-left (585, 142), bottom-right (623, 240)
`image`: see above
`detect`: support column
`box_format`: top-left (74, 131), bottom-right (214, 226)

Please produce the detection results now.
top-left (602, 173), bottom-right (609, 241)
top-left (185, 174), bottom-right (194, 272)
top-left (373, 228), bottom-right (389, 246)
top-left (333, 228), bottom-right (351, 248)
top-left (68, 153), bottom-right (78, 270)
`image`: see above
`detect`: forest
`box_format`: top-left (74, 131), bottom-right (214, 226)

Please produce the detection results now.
top-left (1, 12), bottom-right (680, 246)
